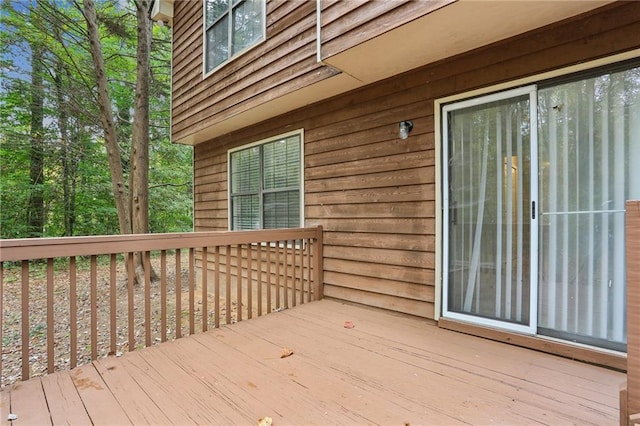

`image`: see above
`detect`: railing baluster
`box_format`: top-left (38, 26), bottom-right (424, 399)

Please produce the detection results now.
top-left (225, 245), bottom-right (231, 325)
top-left (175, 249), bottom-right (182, 339)
top-left (257, 243), bottom-right (263, 317)
top-left (302, 240), bottom-right (306, 303)
top-left (127, 253), bottom-right (135, 350)
top-left (110, 254), bottom-right (117, 355)
top-left (315, 226), bottom-right (324, 300)
top-left (275, 242), bottom-right (281, 310)
top-left (305, 238), bottom-right (313, 302)
top-left (202, 247), bottom-right (208, 332)
top-left (189, 248), bottom-right (195, 335)
top-left (284, 241), bottom-right (289, 309)
top-left (292, 241), bottom-right (297, 308)
top-left (21, 260), bottom-right (29, 381)
top-left (237, 245), bottom-right (243, 323)
top-left (247, 243), bottom-right (253, 320)
top-left (161, 250), bottom-right (167, 342)
top-left (288, 241), bottom-right (293, 308)
top-left (144, 251), bottom-right (151, 347)
top-left (266, 245), bottom-right (272, 313)
top-left (299, 239), bottom-right (304, 305)
top-left (90, 255), bottom-right (98, 361)
top-left (214, 246), bottom-right (220, 329)
top-left (47, 258), bottom-right (54, 374)
top-left (70, 256), bottom-right (77, 369)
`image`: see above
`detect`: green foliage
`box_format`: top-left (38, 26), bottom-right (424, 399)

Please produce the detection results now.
top-left (149, 142), bottom-right (193, 233)
top-left (0, 0), bottom-right (193, 239)
top-left (0, 135), bottom-right (30, 238)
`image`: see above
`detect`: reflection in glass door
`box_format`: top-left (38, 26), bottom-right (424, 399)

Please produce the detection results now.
top-left (442, 87), bottom-right (538, 333)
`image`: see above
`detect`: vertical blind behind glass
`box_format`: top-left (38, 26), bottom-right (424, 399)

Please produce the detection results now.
top-left (537, 67), bottom-right (640, 348)
top-left (447, 95), bottom-right (532, 326)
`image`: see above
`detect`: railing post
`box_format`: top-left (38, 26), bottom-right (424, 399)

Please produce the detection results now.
top-left (626, 200), bottom-right (640, 423)
top-left (314, 226), bottom-right (324, 300)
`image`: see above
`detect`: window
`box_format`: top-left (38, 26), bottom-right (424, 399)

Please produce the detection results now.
top-left (204, 0), bottom-right (265, 74)
top-left (229, 132), bottom-right (302, 230)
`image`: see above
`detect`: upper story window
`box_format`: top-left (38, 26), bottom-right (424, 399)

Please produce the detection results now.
top-left (204, 0), bottom-right (265, 74)
top-left (229, 132), bottom-right (303, 230)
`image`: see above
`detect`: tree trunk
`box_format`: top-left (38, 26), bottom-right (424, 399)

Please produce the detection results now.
top-left (131, 0), bottom-right (158, 282)
top-left (54, 59), bottom-right (75, 236)
top-left (81, 0), bottom-right (132, 237)
top-left (27, 42), bottom-right (45, 238)
top-left (82, 0), bottom-right (157, 284)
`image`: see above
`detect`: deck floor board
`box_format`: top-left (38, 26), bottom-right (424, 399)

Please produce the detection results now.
top-left (69, 363), bottom-right (132, 425)
top-left (0, 299), bottom-right (625, 425)
top-left (279, 301), bottom-right (620, 420)
top-left (244, 304), bottom-right (605, 424)
top-left (93, 356), bottom-right (173, 425)
top-left (6, 377), bottom-right (50, 426)
top-left (40, 371), bottom-right (92, 425)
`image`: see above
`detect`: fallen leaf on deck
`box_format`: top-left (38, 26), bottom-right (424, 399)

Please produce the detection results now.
top-left (257, 416), bottom-right (273, 426)
top-left (344, 321), bottom-right (355, 329)
top-left (280, 348), bottom-right (294, 358)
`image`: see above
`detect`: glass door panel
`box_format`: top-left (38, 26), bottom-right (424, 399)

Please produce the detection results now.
top-left (537, 67), bottom-right (640, 351)
top-left (443, 87), bottom-right (536, 332)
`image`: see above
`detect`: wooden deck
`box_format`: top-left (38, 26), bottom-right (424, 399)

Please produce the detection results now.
top-left (0, 299), bottom-right (624, 425)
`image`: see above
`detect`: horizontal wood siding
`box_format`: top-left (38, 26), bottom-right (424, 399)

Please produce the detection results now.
top-left (194, 2), bottom-right (640, 318)
top-left (171, 0), bottom-right (338, 143)
top-left (319, 0), bottom-right (452, 59)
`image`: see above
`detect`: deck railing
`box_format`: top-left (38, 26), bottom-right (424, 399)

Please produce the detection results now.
top-left (0, 226), bottom-right (323, 388)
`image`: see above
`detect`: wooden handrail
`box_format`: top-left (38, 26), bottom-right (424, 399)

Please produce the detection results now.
top-left (0, 227), bottom-right (324, 387)
top-left (0, 228), bottom-right (322, 261)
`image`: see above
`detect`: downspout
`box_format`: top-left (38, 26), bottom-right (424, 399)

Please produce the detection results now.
top-left (315, 0), bottom-right (358, 81)
top-left (316, 0), bottom-right (322, 63)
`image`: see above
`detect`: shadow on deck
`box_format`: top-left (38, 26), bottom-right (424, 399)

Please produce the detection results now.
top-left (0, 299), bottom-right (624, 425)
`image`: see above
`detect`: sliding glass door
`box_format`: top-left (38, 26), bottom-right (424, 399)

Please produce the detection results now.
top-left (442, 63), bottom-right (640, 349)
top-left (442, 87), bottom-right (538, 334)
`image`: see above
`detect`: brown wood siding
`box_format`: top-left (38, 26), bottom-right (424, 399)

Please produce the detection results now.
top-left (193, 2), bottom-right (640, 318)
top-left (319, 0), bottom-right (452, 59)
top-left (628, 200), bottom-right (640, 417)
top-left (171, 0), bottom-right (338, 143)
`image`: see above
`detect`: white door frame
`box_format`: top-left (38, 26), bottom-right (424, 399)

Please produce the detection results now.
top-left (440, 85), bottom-right (538, 335)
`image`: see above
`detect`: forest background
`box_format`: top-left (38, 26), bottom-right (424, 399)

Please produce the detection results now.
top-left (0, 0), bottom-right (193, 240)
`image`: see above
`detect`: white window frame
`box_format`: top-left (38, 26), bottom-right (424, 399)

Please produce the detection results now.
top-left (202, 0), bottom-right (267, 77)
top-left (227, 129), bottom-right (305, 231)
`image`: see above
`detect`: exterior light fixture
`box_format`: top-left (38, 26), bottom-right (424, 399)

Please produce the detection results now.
top-left (399, 120), bottom-right (413, 139)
